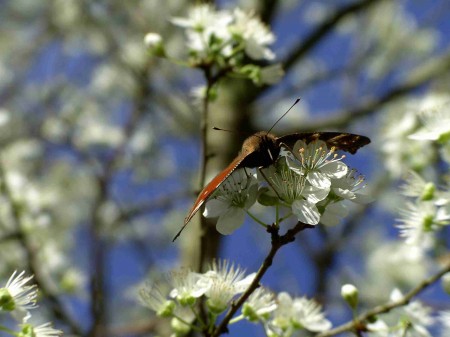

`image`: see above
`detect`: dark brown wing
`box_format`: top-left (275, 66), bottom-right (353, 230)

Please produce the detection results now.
top-left (173, 154), bottom-right (248, 241)
top-left (277, 132), bottom-right (370, 154)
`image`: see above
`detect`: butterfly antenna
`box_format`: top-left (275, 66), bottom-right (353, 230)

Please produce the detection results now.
top-left (267, 98), bottom-right (300, 134)
top-left (212, 127), bottom-right (248, 136)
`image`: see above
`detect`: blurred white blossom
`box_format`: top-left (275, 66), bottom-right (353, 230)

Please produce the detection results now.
top-left (267, 292), bottom-right (331, 334)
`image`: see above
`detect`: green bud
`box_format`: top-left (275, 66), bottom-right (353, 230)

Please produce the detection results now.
top-left (438, 131), bottom-right (450, 143)
top-left (144, 33), bottom-right (166, 57)
top-left (178, 295), bottom-right (196, 307)
top-left (0, 288), bottom-right (15, 311)
top-left (422, 214), bottom-right (434, 231)
top-left (242, 303), bottom-right (259, 322)
top-left (420, 182), bottom-right (435, 201)
top-left (157, 300), bottom-right (175, 317)
top-left (18, 324), bottom-right (33, 337)
top-left (341, 284), bottom-right (359, 309)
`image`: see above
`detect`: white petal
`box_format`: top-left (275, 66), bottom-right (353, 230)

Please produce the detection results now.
top-left (307, 171), bottom-right (331, 189)
top-left (303, 185), bottom-right (330, 203)
top-left (216, 207), bottom-right (246, 235)
top-left (320, 203), bottom-right (348, 226)
top-left (293, 140), bottom-right (308, 154)
top-left (333, 187), bottom-right (355, 199)
top-left (234, 272), bottom-right (257, 292)
top-left (353, 193), bottom-right (374, 204)
top-left (321, 161), bottom-right (348, 179)
top-left (292, 200), bottom-right (320, 225)
top-left (203, 199), bottom-right (229, 218)
top-left (303, 318), bottom-right (332, 332)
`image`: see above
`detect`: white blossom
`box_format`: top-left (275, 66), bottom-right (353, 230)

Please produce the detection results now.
top-left (0, 271), bottom-right (37, 322)
top-left (268, 292), bottom-right (331, 334)
top-left (242, 287), bottom-right (277, 322)
top-left (409, 99), bottom-right (450, 142)
top-left (396, 201), bottom-right (443, 248)
top-left (389, 289), bottom-right (434, 337)
top-left (139, 283), bottom-right (175, 317)
top-left (259, 158), bottom-right (327, 225)
top-left (200, 260), bottom-right (255, 314)
top-left (289, 139), bottom-right (348, 189)
top-left (203, 169), bottom-right (258, 235)
top-left (229, 9), bottom-right (275, 60)
top-left (19, 322), bottom-right (63, 337)
top-left (168, 269), bottom-right (206, 306)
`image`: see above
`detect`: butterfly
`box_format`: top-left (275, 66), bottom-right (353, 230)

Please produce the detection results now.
top-left (173, 131), bottom-right (370, 241)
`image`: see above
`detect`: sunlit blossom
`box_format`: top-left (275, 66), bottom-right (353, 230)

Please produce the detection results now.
top-left (396, 201), bottom-right (444, 248)
top-left (139, 283), bottom-right (175, 317)
top-left (242, 287), bottom-right (277, 322)
top-left (409, 101), bottom-right (450, 142)
top-left (268, 292), bottom-right (331, 334)
top-left (259, 158), bottom-right (328, 225)
top-left (390, 289), bottom-right (434, 337)
top-left (230, 9), bottom-right (275, 60)
top-left (292, 296), bottom-right (332, 332)
top-left (201, 260), bottom-right (255, 314)
top-left (171, 4), bottom-right (232, 56)
top-left (168, 269), bottom-right (206, 306)
top-left (0, 271), bottom-right (37, 322)
top-left (19, 322), bottom-right (63, 337)
top-left (203, 169), bottom-right (258, 235)
top-left (289, 139), bottom-right (348, 189)
top-left (331, 169), bottom-right (372, 204)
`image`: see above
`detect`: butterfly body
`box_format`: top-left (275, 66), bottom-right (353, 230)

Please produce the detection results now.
top-left (173, 131), bottom-right (370, 241)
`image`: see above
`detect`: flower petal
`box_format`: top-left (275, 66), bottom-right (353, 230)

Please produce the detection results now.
top-left (307, 171), bottom-right (331, 189)
top-left (292, 200), bottom-right (320, 225)
top-left (203, 199), bottom-right (229, 218)
top-left (216, 207), bottom-right (246, 235)
top-left (321, 161), bottom-right (348, 179)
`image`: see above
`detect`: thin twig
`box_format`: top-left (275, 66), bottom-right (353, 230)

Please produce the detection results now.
top-left (283, 0), bottom-right (382, 71)
top-left (211, 222), bottom-right (314, 337)
top-left (316, 261), bottom-right (450, 337)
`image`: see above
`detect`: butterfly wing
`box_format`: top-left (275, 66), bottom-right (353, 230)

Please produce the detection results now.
top-left (277, 132), bottom-right (370, 154)
top-left (173, 154), bottom-right (248, 241)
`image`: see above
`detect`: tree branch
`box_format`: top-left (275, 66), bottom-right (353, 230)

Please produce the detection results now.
top-left (285, 49), bottom-right (450, 132)
top-left (211, 222), bottom-right (314, 337)
top-left (283, 0), bottom-right (382, 71)
top-left (316, 261), bottom-right (450, 337)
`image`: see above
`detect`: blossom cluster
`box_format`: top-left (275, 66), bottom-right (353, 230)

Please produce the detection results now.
top-left (395, 171), bottom-right (450, 250)
top-left (145, 4), bottom-right (284, 86)
top-left (393, 98), bottom-right (450, 251)
top-left (203, 139), bottom-right (370, 235)
top-left (379, 93), bottom-right (450, 177)
top-left (0, 271), bottom-right (62, 337)
top-left (139, 260), bottom-right (331, 336)
top-left (367, 289), bottom-right (435, 337)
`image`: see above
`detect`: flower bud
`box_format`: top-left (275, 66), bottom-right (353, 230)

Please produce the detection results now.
top-left (420, 182), bottom-right (435, 201)
top-left (144, 33), bottom-right (165, 57)
top-left (341, 284), bottom-right (358, 309)
top-left (0, 288), bottom-right (15, 311)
